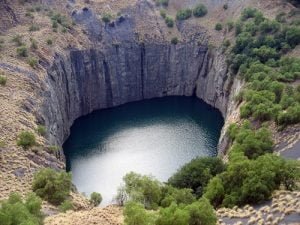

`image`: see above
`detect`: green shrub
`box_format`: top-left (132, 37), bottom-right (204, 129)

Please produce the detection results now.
top-left (168, 157), bottom-right (225, 196)
top-left (102, 13), bottom-right (112, 23)
top-left (176, 9), bottom-right (192, 20)
top-left (0, 192), bottom-right (43, 225)
top-left (241, 8), bottom-right (258, 21)
top-left (193, 4), bottom-right (207, 17)
top-left (27, 57), bottom-right (38, 68)
top-left (0, 75), bottom-right (7, 86)
top-left (121, 172), bottom-right (162, 209)
top-left (32, 168), bottom-right (72, 205)
top-left (123, 201), bottom-right (155, 225)
top-left (29, 24), bottom-right (40, 32)
top-left (46, 39), bottom-right (53, 45)
top-left (160, 9), bottom-right (166, 18)
top-left (59, 200), bottom-right (74, 212)
top-left (284, 26), bottom-right (300, 47)
top-left (11, 35), bottom-right (23, 46)
top-left (36, 125), bottom-right (46, 136)
top-left (227, 21), bottom-right (234, 32)
top-left (17, 131), bottom-right (36, 149)
top-left (171, 37), bottom-right (178, 45)
top-left (90, 192), bottom-right (102, 206)
top-left (215, 23), bottom-right (223, 31)
top-left (46, 145), bottom-right (60, 153)
top-left (223, 4), bottom-right (228, 10)
top-left (160, 186), bottom-right (195, 208)
top-left (30, 39), bottom-right (38, 50)
top-left (16, 46), bottom-right (28, 57)
top-left (259, 20), bottom-right (280, 33)
top-left (165, 16), bottom-right (174, 27)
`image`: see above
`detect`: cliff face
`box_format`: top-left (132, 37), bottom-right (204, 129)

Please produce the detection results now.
top-left (42, 42), bottom-right (235, 147)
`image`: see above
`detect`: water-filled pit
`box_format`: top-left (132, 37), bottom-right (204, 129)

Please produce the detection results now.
top-left (63, 96), bottom-right (224, 205)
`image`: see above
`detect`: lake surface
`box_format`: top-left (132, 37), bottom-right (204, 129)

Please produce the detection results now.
top-left (63, 96), bottom-right (224, 205)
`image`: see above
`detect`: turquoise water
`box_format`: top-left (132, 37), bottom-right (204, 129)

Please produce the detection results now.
top-left (63, 96), bottom-right (224, 205)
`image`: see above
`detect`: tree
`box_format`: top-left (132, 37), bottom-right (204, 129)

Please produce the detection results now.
top-left (185, 198), bottom-right (217, 225)
top-left (90, 192), bottom-right (102, 206)
top-left (156, 203), bottom-right (189, 225)
top-left (168, 157), bottom-right (225, 196)
top-left (122, 172), bottom-right (162, 209)
top-left (32, 168), bottom-right (72, 205)
top-left (204, 176), bottom-right (225, 208)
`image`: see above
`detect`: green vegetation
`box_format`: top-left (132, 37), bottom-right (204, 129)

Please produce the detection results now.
top-left (27, 57), bottom-right (38, 68)
top-left (46, 145), bottom-right (60, 154)
top-left (17, 131), bottom-right (36, 149)
top-left (29, 24), bottom-right (40, 32)
top-left (0, 192), bottom-right (43, 225)
top-left (32, 168), bottom-right (72, 205)
top-left (226, 8), bottom-right (300, 127)
top-left (0, 75), bottom-right (7, 86)
top-left (102, 13), bottom-right (112, 23)
top-left (165, 16), bottom-right (174, 28)
top-left (160, 9), bottom-right (166, 18)
top-left (36, 125), bottom-right (46, 136)
top-left (46, 39), bottom-right (53, 45)
top-left (193, 4), bottom-right (207, 18)
top-left (30, 39), bottom-right (38, 50)
top-left (120, 172), bottom-right (217, 225)
top-left (11, 35), bottom-right (23, 46)
top-left (215, 23), bottom-right (223, 31)
top-left (16, 46), bottom-right (28, 57)
top-left (223, 4), bottom-right (228, 10)
top-left (171, 37), bottom-right (178, 45)
top-left (90, 192), bottom-right (102, 206)
top-left (59, 200), bottom-right (74, 212)
top-left (176, 9), bottom-right (192, 21)
top-left (168, 157), bottom-right (225, 196)
top-left (49, 12), bottom-right (71, 32)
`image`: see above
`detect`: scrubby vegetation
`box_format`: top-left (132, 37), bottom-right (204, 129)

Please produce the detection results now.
top-left (32, 168), bottom-right (72, 205)
top-left (0, 75), bottom-right (7, 86)
top-left (171, 37), bottom-right (178, 45)
top-left (0, 192), bottom-right (43, 225)
top-left (215, 23), bottom-right (223, 31)
top-left (90, 192), bottom-right (102, 206)
top-left (176, 8), bottom-right (192, 21)
top-left (17, 131), bottom-right (36, 149)
top-left (193, 4), bottom-right (207, 18)
top-left (59, 200), bottom-right (74, 212)
top-left (226, 7), bottom-right (300, 127)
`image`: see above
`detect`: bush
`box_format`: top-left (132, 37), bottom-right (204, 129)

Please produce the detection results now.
top-left (168, 157), bottom-right (225, 196)
top-left (284, 26), bottom-right (300, 47)
top-left (36, 125), bottom-right (46, 136)
top-left (165, 16), bottom-right (174, 27)
top-left (46, 39), bottom-right (53, 45)
top-left (227, 21), bottom-right (234, 32)
top-left (123, 201), bottom-right (155, 225)
top-left (241, 8), bottom-right (258, 21)
top-left (160, 186), bottom-right (195, 207)
top-left (59, 200), bottom-right (74, 212)
top-left (30, 39), bottom-right (38, 50)
top-left (0, 75), bottom-right (7, 86)
top-left (16, 46), bottom-right (28, 57)
top-left (0, 192), bottom-right (43, 225)
top-left (17, 131), bottom-right (36, 149)
top-left (102, 13), bottom-right (112, 23)
top-left (215, 23), bottom-right (223, 31)
top-left (223, 4), bottom-right (228, 10)
top-left (160, 9), bottom-right (166, 18)
top-left (176, 9), bottom-right (192, 20)
top-left (29, 24), bottom-right (40, 32)
top-left (193, 4), bottom-right (207, 17)
top-left (121, 172), bottom-right (162, 209)
top-left (27, 57), bottom-right (38, 68)
top-left (171, 37), bottom-right (178, 45)
top-left (11, 35), bottom-right (23, 46)
top-left (32, 168), bottom-right (72, 205)
top-left (90, 192), bottom-right (102, 206)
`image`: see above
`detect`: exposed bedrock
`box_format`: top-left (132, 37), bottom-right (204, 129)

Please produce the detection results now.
top-left (42, 42), bottom-right (237, 150)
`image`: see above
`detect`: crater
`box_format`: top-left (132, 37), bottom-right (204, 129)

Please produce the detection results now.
top-left (63, 96), bottom-right (224, 205)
